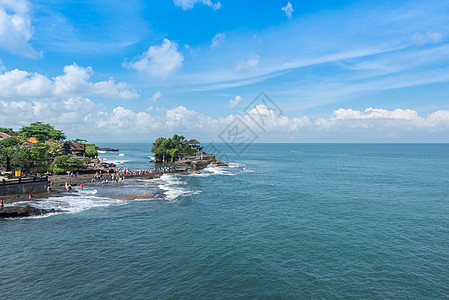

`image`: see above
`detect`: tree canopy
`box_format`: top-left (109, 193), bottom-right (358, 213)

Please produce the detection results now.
top-left (0, 122), bottom-right (97, 174)
top-left (19, 122), bottom-right (66, 141)
top-left (151, 134), bottom-right (195, 162)
top-left (85, 144), bottom-right (98, 158)
top-left (0, 137), bottom-right (21, 147)
top-left (0, 127), bottom-right (14, 134)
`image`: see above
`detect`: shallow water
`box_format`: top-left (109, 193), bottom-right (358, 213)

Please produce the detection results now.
top-left (1, 143), bottom-right (448, 298)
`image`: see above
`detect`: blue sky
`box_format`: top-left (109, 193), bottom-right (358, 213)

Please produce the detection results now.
top-left (1, 0), bottom-right (449, 142)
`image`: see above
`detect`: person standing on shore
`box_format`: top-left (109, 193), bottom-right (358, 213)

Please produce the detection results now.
top-left (0, 198), bottom-right (4, 209)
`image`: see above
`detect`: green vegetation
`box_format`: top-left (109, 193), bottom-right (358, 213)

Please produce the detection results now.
top-left (151, 134), bottom-right (195, 163)
top-left (0, 122), bottom-right (97, 174)
top-left (19, 122), bottom-right (66, 141)
top-left (47, 142), bottom-right (62, 157)
top-left (0, 137), bottom-right (21, 147)
top-left (0, 127), bottom-right (14, 134)
top-left (85, 144), bottom-right (98, 158)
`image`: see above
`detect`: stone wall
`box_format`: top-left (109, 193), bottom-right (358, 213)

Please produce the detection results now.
top-left (0, 181), bottom-right (47, 196)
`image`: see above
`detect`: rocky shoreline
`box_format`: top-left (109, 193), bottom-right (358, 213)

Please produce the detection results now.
top-left (0, 168), bottom-right (193, 218)
top-left (0, 146), bottom-right (224, 218)
top-left (0, 205), bottom-right (61, 218)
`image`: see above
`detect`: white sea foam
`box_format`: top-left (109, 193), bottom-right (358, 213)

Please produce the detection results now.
top-left (119, 153), bottom-right (125, 156)
top-left (98, 150), bottom-right (106, 154)
top-left (6, 214), bottom-right (54, 220)
top-left (191, 164), bottom-right (236, 177)
top-left (227, 162), bottom-right (241, 168)
top-left (12, 188), bottom-right (125, 215)
top-left (104, 159), bottom-right (129, 165)
top-left (81, 189), bottom-right (98, 195)
top-left (158, 174), bottom-right (201, 201)
top-left (159, 184), bottom-right (201, 201)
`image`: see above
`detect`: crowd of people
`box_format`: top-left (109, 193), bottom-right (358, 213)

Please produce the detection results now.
top-left (38, 166), bottom-right (182, 194)
top-left (112, 166), bottom-right (178, 177)
top-left (86, 166), bottom-right (178, 186)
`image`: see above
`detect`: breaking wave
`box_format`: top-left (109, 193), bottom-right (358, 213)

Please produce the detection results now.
top-left (157, 174), bottom-right (201, 201)
top-left (12, 188), bottom-right (126, 215)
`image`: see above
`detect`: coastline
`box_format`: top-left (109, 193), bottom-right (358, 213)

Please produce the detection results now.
top-left (1, 168), bottom-right (191, 206)
top-left (0, 169), bottom-right (192, 218)
top-left (1, 141), bottom-right (222, 217)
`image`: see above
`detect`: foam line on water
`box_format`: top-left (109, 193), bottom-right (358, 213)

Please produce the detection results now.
top-left (12, 188), bottom-right (126, 215)
top-left (191, 164), bottom-right (237, 177)
top-left (158, 174), bottom-right (201, 201)
top-left (103, 159), bottom-right (129, 165)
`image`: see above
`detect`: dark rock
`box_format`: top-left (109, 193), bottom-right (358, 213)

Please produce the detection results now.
top-left (97, 147), bottom-right (119, 152)
top-left (0, 205), bottom-right (60, 218)
top-left (192, 161), bottom-right (209, 171)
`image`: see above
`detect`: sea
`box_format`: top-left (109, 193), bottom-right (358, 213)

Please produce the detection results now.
top-left (1, 143), bottom-right (448, 299)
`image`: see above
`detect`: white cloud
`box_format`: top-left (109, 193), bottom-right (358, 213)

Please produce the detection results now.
top-left (94, 104), bottom-right (309, 137)
top-left (0, 97), bottom-right (96, 126)
top-left (2, 97), bottom-right (448, 141)
top-left (315, 108), bottom-right (449, 130)
top-left (235, 55), bottom-right (260, 71)
top-left (210, 33), bottom-right (226, 49)
top-left (96, 106), bottom-right (155, 129)
top-left (281, 2), bottom-right (294, 19)
top-left (334, 107), bottom-right (418, 120)
top-left (173, 0), bottom-right (221, 10)
top-left (165, 106), bottom-right (218, 131)
top-left (412, 32), bottom-right (443, 45)
top-left (152, 91), bottom-right (162, 102)
top-left (125, 39), bottom-right (184, 78)
top-left (95, 105), bottom-right (219, 133)
top-left (0, 63), bottom-right (138, 100)
top-left (0, 59), bottom-right (5, 72)
top-left (229, 95), bottom-right (242, 108)
top-left (243, 105), bottom-right (309, 131)
top-left (0, 0), bottom-right (39, 57)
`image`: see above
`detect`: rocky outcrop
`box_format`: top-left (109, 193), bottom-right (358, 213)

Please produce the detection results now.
top-left (191, 161), bottom-right (209, 171)
top-left (97, 147), bottom-right (119, 152)
top-left (0, 205), bottom-right (60, 218)
top-left (212, 160), bottom-right (229, 167)
top-left (173, 152), bottom-right (230, 170)
top-left (83, 158), bottom-right (116, 173)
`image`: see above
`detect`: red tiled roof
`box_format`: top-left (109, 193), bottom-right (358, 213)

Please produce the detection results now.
top-left (27, 137), bottom-right (39, 143)
top-left (0, 132), bottom-right (12, 139)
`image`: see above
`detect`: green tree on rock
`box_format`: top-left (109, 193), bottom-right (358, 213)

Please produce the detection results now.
top-left (151, 134), bottom-right (194, 163)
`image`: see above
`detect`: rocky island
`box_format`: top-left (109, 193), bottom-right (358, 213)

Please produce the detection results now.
top-left (151, 135), bottom-right (227, 170)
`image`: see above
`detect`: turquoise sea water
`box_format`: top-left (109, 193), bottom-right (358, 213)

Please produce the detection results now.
top-left (1, 144), bottom-right (449, 299)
